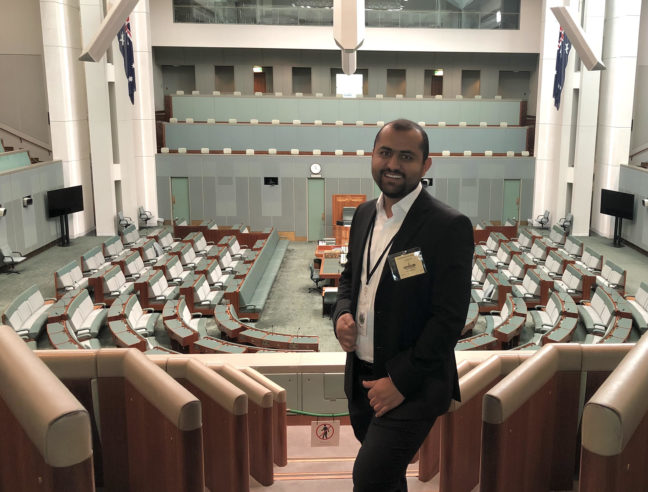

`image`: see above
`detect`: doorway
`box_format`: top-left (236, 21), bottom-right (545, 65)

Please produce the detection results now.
top-left (502, 179), bottom-right (521, 224)
top-left (461, 70), bottom-right (481, 97)
top-left (307, 178), bottom-right (325, 241)
top-left (171, 177), bottom-right (190, 222)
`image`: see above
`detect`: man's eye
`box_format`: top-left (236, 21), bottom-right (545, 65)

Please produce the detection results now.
top-left (400, 154), bottom-right (413, 161)
top-left (380, 150), bottom-right (391, 157)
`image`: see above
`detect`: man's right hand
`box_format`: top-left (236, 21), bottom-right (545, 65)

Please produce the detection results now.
top-left (335, 313), bottom-right (357, 352)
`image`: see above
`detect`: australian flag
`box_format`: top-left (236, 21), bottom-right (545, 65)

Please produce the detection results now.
top-left (553, 27), bottom-right (571, 110)
top-left (118, 18), bottom-right (136, 104)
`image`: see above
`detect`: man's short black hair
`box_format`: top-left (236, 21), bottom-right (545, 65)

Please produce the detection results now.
top-left (373, 119), bottom-right (429, 163)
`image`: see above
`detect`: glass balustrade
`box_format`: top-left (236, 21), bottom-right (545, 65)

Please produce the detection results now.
top-left (172, 1), bottom-right (520, 30)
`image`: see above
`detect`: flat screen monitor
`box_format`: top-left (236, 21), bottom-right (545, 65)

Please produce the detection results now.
top-left (47, 185), bottom-right (84, 218)
top-left (600, 188), bottom-right (634, 220)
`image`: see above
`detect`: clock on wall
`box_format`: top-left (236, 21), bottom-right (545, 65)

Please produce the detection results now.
top-left (310, 163), bottom-right (322, 177)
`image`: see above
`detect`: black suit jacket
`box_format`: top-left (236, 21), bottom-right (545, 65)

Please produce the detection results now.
top-left (333, 190), bottom-right (474, 419)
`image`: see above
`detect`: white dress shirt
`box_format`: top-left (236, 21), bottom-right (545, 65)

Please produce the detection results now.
top-left (355, 183), bottom-right (423, 362)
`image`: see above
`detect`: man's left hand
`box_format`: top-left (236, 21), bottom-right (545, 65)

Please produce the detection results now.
top-left (362, 377), bottom-right (405, 417)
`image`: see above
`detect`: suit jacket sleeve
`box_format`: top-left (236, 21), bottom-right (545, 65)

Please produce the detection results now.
top-left (385, 213), bottom-right (474, 398)
top-left (332, 210), bottom-right (359, 337)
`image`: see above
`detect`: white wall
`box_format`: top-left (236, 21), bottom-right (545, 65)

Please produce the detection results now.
top-left (0, 1), bottom-right (51, 146)
top-left (150, 0), bottom-right (541, 54)
top-left (153, 48), bottom-right (539, 110)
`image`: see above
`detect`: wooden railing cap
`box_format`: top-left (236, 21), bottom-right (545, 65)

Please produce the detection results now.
top-left (241, 367), bottom-right (287, 403)
top-left (207, 363), bottom-right (273, 407)
top-left (168, 359), bottom-right (248, 415)
top-left (97, 348), bottom-right (202, 430)
top-left (0, 325), bottom-right (92, 467)
top-left (482, 344), bottom-right (581, 423)
top-left (581, 343), bottom-right (634, 372)
top-left (582, 337), bottom-right (648, 456)
top-left (38, 349), bottom-right (99, 379)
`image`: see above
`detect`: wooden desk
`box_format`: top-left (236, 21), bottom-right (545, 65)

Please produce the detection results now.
top-left (315, 245), bottom-right (344, 258)
top-left (319, 257), bottom-right (344, 286)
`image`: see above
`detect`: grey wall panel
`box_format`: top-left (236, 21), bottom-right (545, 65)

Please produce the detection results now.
top-left (338, 177), bottom-right (363, 195)
top-left (261, 179), bottom-right (282, 217)
top-left (433, 178), bottom-right (447, 203)
top-left (460, 178), bottom-right (479, 220)
top-left (271, 177), bottom-right (294, 231)
top-left (202, 176), bottom-right (217, 218)
top-left (294, 177), bottom-right (307, 238)
top-left (619, 166), bottom-right (648, 250)
top-left (249, 178), bottom-right (272, 229)
top-left (188, 177), bottom-right (204, 220)
top-left (324, 177), bottom-right (338, 236)
top-left (156, 176), bottom-right (171, 222)
top-left (478, 179), bottom-right (491, 222)
top-left (155, 154), bottom-right (535, 233)
top-left (235, 177), bottom-right (249, 225)
top-left (490, 179), bottom-right (504, 221)
top-left (446, 179), bottom-right (461, 210)
top-left (520, 178), bottom-right (534, 223)
top-left (215, 176), bottom-right (237, 217)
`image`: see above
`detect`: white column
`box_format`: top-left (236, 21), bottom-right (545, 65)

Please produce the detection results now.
top-left (591, 0), bottom-right (642, 237)
top-left (131, 0), bottom-right (160, 224)
top-left (629, 0), bottom-right (648, 164)
top-left (530, 0), bottom-right (565, 227)
top-left (40, 0), bottom-right (95, 237)
top-left (570, 0), bottom-right (604, 236)
top-left (80, 0), bottom-right (118, 236)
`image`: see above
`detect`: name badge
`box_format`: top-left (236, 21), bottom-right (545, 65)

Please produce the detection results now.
top-left (387, 248), bottom-right (426, 281)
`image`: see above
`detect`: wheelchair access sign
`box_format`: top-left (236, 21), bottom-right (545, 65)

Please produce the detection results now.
top-left (310, 420), bottom-right (340, 447)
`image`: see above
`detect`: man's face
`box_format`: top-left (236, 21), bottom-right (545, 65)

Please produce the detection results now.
top-left (371, 126), bottom-right (431, 201)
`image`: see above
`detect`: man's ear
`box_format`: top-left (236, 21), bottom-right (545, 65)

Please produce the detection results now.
top-left (423, 156), bottom-right (432, 174)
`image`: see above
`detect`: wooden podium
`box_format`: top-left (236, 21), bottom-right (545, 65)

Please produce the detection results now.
top-left (332, 194), bottom-right (365, 245)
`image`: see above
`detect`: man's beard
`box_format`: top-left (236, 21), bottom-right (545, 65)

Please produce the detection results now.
top-left (378, 170), bottom-right (415, 200)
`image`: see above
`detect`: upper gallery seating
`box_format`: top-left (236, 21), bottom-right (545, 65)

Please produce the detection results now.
top-left (511, 267), bottom-right (552, 308)
top-left (182, 231), bottom-right (219, 257)
top-left (134, 237), bottom-right (165, 266)
top-left (595, 260), bottom-right (627, 294)
top-left (559, 235), bottom-right (584, 259)
top-left (120, 224), bottom-right (147, 248)
top-left (153, 254), bottom-right (192, 285)
top-left (162, 296), bottom-right (209, 352)
top-left (102, 235), bottom-right (130, 261)
top-left (544, 224), bottom-right (568, 248)
top-left (54, 260), bottom-right (89, 298)
top-left (576, 246), bottom-right (604, 273)
top-left (115, 250), bottom-right (151, 281)
top-left (148, 228), bottom-right (180, 251)
top-left (135, 269), bottom-right (181, 311)
top-left (474, 232), bottom-right (508, 257)
top-left (2, 285), bottom-right (55, 344)
top-left (553, 263), bottom-right (596, 302)
top-left (90, 264), bottom-right (135, 305)
top-left (625, 282), bottom-right (648, 333)
top-left (80, 245), bottom-right (112, 275)
top-left (513, 227), bottom-right (542, 251)
top-left (482, 293), bottom-right (527, 348)
top-left (180, 274), bottom-right (224, 315)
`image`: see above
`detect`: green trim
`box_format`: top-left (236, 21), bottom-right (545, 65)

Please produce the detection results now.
top-left (287, 409), bottom-right (349, 417)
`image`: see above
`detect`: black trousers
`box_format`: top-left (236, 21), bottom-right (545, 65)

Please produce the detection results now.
top-left (348, 360), bottom-right (436, 492)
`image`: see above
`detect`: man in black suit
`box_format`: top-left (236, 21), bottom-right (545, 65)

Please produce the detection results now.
top-left (333, 119), bottom-right (473, 491)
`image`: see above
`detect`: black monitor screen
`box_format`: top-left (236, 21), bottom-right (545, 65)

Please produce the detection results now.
top-left (600, 189), bottom-right (634, 220)
top-left (47, 185), bottom-right (84, 218)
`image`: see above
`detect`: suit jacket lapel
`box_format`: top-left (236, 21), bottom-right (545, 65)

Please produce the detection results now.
top-left (377, 191), bottom-right (435, 286)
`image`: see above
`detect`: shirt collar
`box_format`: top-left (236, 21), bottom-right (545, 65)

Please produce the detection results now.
top-left (376, 182), bottom-right (423, 219)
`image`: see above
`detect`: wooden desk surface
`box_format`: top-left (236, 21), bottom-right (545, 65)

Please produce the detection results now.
top-left (319, 257), bottom-right (344, 283)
